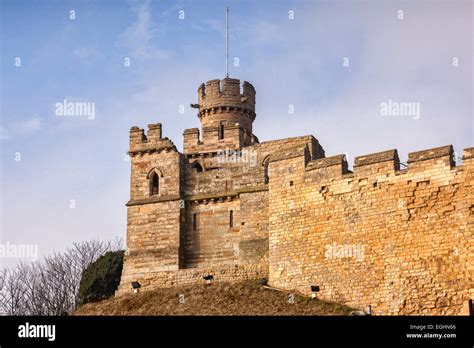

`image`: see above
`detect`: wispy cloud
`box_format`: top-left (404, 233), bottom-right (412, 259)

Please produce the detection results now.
top-left (0, 126), bottom-right (9, 140)
top-left (117, 0), bottom-right (171, 60)
top-left (72, 46), bottom-right (102, 59)
top-left (1, 0), bottom-right (471, 269)
top-left (1, 117), bottom-right (41, 140)
top-left (241, 1), bottom-right (472, 163)
top-left (6, 117), bottom-right (42, 137)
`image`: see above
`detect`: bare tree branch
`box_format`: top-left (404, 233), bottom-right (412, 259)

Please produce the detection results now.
top-left (0, 238), bottom-right (124, 315)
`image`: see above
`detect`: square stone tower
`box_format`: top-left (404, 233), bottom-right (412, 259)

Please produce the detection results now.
top-left (125, 124), bottom-right (184, 273)
top-left (117, 76), bottom-right (323, 294)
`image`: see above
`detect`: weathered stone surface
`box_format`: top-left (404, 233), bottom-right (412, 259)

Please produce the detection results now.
top-left (268, 145), bottom-right (472, 315)
top-left (117, 78), bottom-right (473, 316)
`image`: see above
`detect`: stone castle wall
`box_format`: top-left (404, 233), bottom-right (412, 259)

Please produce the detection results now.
top-left (268, 145), bottom-right (473, 315)
top-left (117, 78), bottom-right (472, 315)
top-left (117, 123), bottom-right (323, 295)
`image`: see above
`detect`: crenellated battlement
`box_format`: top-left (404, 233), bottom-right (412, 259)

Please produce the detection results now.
top-left (462, 147), bottom-right (474, 162)
top-left (270, 144), bottom-right (468, 183)
top-left (197, 78), bottom-right (256, 114)
top-left (407, 145), bottom-right (455, 171)
top-left (268, 142), bottom-right (472, 315)
top-left (354, 149), bottom-right (400, 169)
top-left (120, 76), bottom-right (472, 316)
top-left (306, 154), bottom-right (349, 174)
top-left (129, 123), bottom-right (177, 155)
top-left (194, 78), bottom-right (257, 148)
top-left (183, 123), bottom-right (250, 154)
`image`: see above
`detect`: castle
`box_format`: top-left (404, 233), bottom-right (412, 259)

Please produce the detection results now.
top-left (116, 77), bottom-right (473, 315)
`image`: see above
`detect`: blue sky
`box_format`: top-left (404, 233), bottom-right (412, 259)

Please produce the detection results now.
top-left (1, 0), bottom-right (472, 267)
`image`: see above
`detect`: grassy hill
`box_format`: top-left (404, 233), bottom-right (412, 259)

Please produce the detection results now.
top-left (74, 281), bottom-right (355, 316)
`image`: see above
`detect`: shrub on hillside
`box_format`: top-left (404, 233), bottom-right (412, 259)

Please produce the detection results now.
top-left (78, 250), bottom-right (124, 306)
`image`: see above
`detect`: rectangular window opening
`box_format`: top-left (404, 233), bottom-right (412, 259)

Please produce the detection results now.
top-left (219, 123), bottom-right (225, 140)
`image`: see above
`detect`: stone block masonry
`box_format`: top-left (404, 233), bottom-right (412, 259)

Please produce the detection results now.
top-left (268, 145), bottom-right (473, 315)
top-left (116, 77), bottom-right (472, 315)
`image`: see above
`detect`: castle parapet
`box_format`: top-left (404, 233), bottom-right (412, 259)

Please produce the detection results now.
top-left (130, 126), bottom-right (146, 144)
top-left (202, 126), bottom-right (219, 144)
top-left (407, 145), bottom-right (454, 171)
top-left (269, 145), bottom-right (308, 164)
top-left (129, 124), bottom-right (176, 154)
top-left (266, 144), bottom-right (468, 185)
top-left (354, 149), bottom-right (400, 175)
top-left (183, 128), bottom-right (200, 153)
top-left (192, 78), bottom-right (258, 149)
top-left (183, 124), bottom-right (249, 155)
top-left (147, 123), bottom-right (162, 142)
top-left (198, 78), bottom-right (256, 113)
top-left (306, 154), bottom-right (349, 177)
top-left (462, 147), bottom-right (474, 166)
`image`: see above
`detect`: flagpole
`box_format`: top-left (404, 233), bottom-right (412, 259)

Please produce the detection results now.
top-left (226, 6), bottom-right (229, 78)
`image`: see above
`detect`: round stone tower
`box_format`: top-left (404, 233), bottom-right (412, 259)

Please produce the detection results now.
top-left (197, 77), bottom-right (256, 147)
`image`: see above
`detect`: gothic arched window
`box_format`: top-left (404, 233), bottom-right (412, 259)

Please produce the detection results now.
top-left (193, 162), bottom-right (203, 173)
top-left (150, 172), bottom-right (159, 196)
